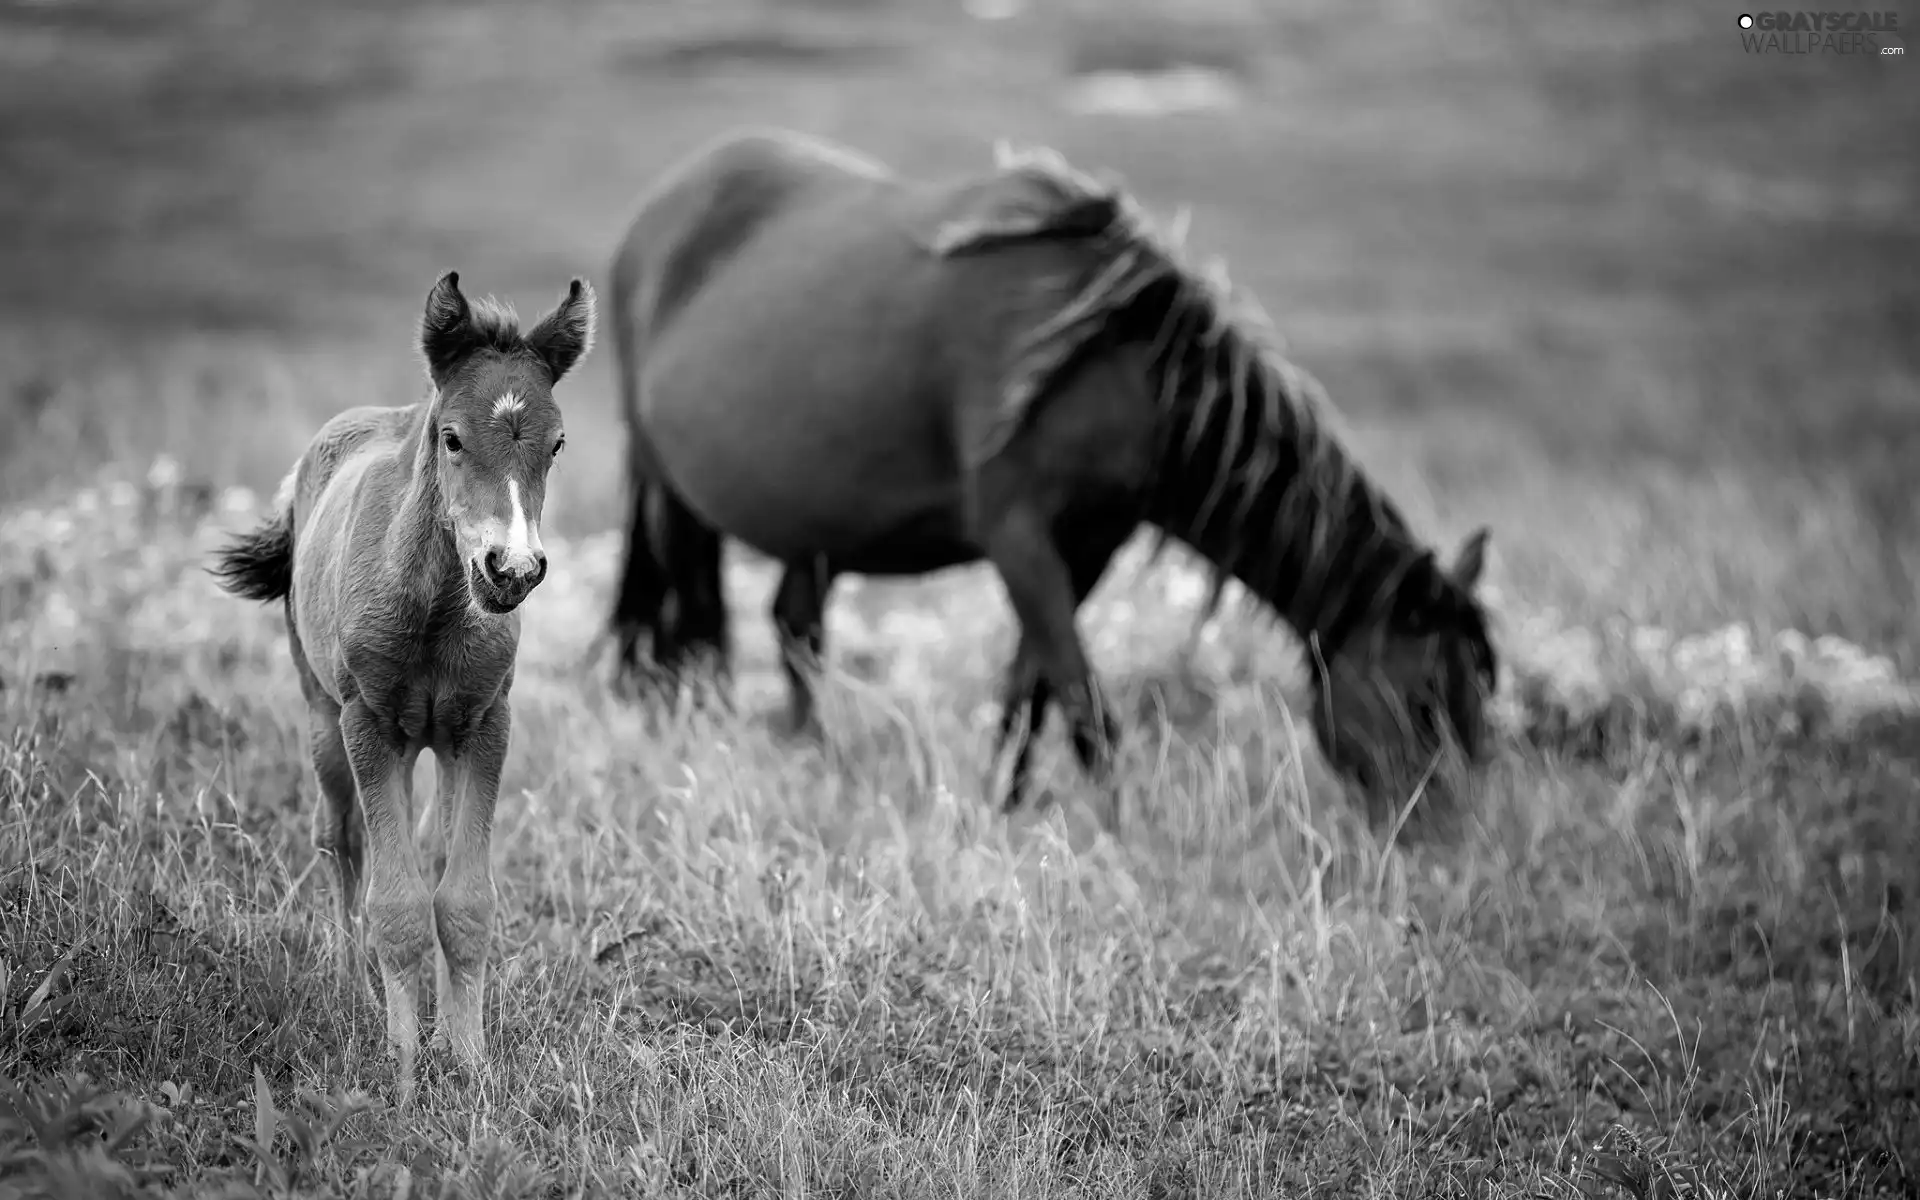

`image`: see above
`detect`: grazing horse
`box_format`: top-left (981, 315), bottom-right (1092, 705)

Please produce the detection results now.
top-left (211, 271), bottom-right (595, 1102)
top-left (605, 128), bottom-right (1497, 825)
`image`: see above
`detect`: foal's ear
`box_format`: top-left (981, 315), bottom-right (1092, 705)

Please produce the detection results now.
top-left (1450, 526), bottom-right (1491, 591)
top-left (419, 270), bottom-right (475, 384)
top-left (525, 278), bottom-right (597, 385)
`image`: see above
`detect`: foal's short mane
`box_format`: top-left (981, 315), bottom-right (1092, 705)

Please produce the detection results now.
top-left (420, 291), bottom-right (553, 385)
top-left (934, 143), bottom-right (1488, 660)
top-left (462, 298), bottom-right (528, 351)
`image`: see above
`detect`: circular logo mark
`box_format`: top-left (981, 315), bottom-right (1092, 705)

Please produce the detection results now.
top-left (1738, 13), bottom-right (1754, 28)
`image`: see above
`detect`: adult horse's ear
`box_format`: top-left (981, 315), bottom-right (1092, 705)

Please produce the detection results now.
top-left (525, 278), bottom-right (597, 385)
top-left (1451, 526), bottom-right (1490, 591)
top-left (1389, 549), bottom-right (1447, 635)
top-left (420, 270), bottom-right (475, 385)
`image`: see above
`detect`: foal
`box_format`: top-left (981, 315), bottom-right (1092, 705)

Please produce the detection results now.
top-left (212, 271), bottom-right (595, 1102)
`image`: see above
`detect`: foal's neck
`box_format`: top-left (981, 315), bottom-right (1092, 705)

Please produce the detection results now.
top-left (382, 398), bottom-right (464, 611)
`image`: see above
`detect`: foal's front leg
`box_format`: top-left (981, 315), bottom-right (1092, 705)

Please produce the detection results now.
top-left (431, 700), bottom-right (509, 1075)
top-left (339, 700), bottom-right (433, 1104)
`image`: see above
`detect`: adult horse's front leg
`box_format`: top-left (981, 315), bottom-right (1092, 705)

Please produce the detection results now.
top-left (982, 509), bottom-right (1124, 831)
top-left (991, 633), bottom-right (1050, 812)
top-left (430, 700), bottom-right (509, 1076)
top-left (771, 555), bottom-right (834, 737)
top-left (339, 700), bottom-right (433, 1105)
top-left (991, 529), bottom-right (1127, 820)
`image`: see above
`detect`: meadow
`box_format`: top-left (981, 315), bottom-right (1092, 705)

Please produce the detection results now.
top-left (2, 0), bottom-right (1918, 1195)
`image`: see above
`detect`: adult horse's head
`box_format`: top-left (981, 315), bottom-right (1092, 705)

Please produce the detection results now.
top-left (417, 270), bottom-right (596, 615)
top-left (1307, 527), bottom-right (1498, 804)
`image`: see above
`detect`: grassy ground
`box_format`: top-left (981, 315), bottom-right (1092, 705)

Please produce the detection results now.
top-left (2, 0), bottom-right (1918, 1195)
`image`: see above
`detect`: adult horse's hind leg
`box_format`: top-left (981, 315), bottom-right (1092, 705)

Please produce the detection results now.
top-left (771, 554), bottom-right (834, 737)
top-left (609, 483), bottom-right (673, 699)
top-left (982, 509), bottom-right (1127, 830)
top-left (654, 492), bottom-right (734, 714)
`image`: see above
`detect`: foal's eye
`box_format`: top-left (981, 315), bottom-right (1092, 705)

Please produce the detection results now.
top-left (551, 436), bottom-right (565, 459)
top-left (442, 430), bottom-right (463, 454)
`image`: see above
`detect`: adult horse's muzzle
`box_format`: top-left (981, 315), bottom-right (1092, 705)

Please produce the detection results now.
top-left (469, 548), bottom-right (547, 614)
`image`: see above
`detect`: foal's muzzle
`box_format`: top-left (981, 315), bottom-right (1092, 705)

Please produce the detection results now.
top-left (470, 548), bottom-right (547, 613)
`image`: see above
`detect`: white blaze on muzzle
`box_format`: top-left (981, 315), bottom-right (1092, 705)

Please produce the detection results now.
top-left (500, 478), bottom-right (540, 570)
top-left (474, 478), bottom-right (543, 580)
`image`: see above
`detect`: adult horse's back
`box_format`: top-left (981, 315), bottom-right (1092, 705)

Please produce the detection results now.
top-left (608, 128), bottom-right (1500, 825)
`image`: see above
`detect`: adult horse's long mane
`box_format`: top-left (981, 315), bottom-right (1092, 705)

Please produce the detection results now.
top-left (934, 143), bottom-right (1486, 662)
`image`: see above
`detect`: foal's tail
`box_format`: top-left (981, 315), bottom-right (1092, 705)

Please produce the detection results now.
top-left (209, 473), bottom-right (294, 603)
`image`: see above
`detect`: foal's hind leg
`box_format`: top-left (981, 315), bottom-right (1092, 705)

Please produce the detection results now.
top-left (771, 555), bottom-right (834, 737)
top-left (309, 706), bottom-right (375, 1004)
top-left (290, 610), bottom-right (376, 1002)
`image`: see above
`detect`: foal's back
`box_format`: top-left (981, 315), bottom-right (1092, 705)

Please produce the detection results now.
top-left (288, 403), bottom-right (422, 529)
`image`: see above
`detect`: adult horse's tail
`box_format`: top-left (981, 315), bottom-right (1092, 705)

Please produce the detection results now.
top-left (209, 474), bottom-right (295, 602)
top-left (604, 219), bottom-right (733, 699)
top-left (606, 222), bottom-right (665, 677)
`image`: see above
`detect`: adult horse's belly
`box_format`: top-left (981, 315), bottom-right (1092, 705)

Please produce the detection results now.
top-left (639, 221), bottom-right (976, 569)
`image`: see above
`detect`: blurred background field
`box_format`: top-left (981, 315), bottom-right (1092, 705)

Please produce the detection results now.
top-left (3, 0), bottom-right (1917, 668)
top-left (2, 0), bottom-right (1919, 1194)
top-left (3, 0), bottom-right (1915, 650)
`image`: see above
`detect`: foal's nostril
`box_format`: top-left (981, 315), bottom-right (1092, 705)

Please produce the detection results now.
top-left (483, 546), bottom-right (506, 582)
top-left (531, 551), bottom-right (548, 586)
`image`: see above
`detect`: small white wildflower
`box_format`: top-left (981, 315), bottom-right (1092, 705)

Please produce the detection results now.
top-left (1163, 567), bottom-right (1207, 609)
top-left (219, 486), bottom-right (257, 517)
top-left (1676, 686), bottom-right (1715, 728)
top-left (1812, 635), bottom-right (1866, 666)
top-left (1630, 624), bottom-right (1672, 665)
top-left (1713, 622), bottom-right (1753, 666)
top-left (43, 590), bottom-right (79, 633)
top-left (1773, 628), bottom-right (1810, 663)
top-left (107, 480), bottom-right (139, 509)
top-left (1671, 635), bottom-right (1717, 680)
top-left (147, 454), bottom-right (182, 491)
top-left (73, 489), bottom-right (100, 515)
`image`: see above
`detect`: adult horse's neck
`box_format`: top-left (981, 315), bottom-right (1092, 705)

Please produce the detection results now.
top-left (382, 395), bottom-right (463, 609)
top-left (1143, 337), bottom-right (1425, 656)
